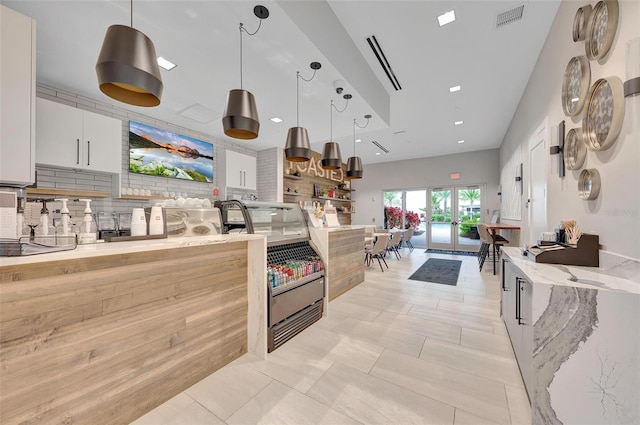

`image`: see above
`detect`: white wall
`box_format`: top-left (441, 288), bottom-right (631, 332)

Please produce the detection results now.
top-left (500, 0), bottom-right (640, 258)
top-left (352, 149), bottom-right (500, 226)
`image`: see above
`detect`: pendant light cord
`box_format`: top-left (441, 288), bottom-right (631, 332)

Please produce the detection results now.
top-left (332, 97), bottom-right (350, 113)
top-left (296, 72), bottom-right (300, 126)
top-left (238, 17), bottom-right (265, 90)
top-left (330, 100), bottom-right (334, 142)
top-left (239, 24), bottom-right (244, 89)
top-left (353, 119), bottom-right (356, 155)
top-left (130, 0), bottom-right (133, 27)
top-left (295, 66), bottom-right (319, 127)
top-left (353, 115), bottom-right (371, 155)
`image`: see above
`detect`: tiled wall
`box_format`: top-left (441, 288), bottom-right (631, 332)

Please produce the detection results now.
top-left (256, 147), bottom-right (282, 202)
top-left (31, 83), bottom-right (260, 221)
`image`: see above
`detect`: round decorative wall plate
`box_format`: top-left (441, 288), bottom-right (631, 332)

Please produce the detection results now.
top-left (561, 56), bottom-right (591, 117)
top-left (585, 0), bottom-right (619, 61)
top-left (578, 169), bottom-right (601, 200)
top-left (573, 5), bottom-right (592, 42)
top-left (564, 128), bottom-right (587, 170)
top-left (582, 76), bottom-right (625, 151)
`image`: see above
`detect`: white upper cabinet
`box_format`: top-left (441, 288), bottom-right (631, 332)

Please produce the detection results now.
top-left (36, 97), bottom-right (122, 174)
top-left (226, 150), bottom-right (257, 190)
top-left (0, 5), bottom-right (36, 186)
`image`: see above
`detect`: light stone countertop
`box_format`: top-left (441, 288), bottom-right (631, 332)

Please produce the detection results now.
top-left (0, 234), bottom-right (266, 267)
top-left (502, 247), bottom-right (640, 294)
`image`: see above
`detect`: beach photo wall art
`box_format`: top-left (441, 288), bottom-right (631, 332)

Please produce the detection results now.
top-left (129, 120), bottom-right (214, 182)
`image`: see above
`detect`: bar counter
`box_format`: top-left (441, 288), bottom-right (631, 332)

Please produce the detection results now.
top-left (0, 235), bottom-right (266, 425)
top-left (308, 226), bottom-right (366, 310)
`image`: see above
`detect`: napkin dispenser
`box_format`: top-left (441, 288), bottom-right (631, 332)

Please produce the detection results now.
top-left (526, 233), bottom-right (599, 267)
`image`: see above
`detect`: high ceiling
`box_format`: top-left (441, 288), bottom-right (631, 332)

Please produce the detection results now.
top-left (2, 0), bottom-right (560, 165)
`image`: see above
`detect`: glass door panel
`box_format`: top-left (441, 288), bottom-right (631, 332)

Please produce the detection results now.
top-left (456, 187), bottom-right (482, 252)
top-left (405, 190), bottom-right (427, 249)
top-left (428, 188), bottom-right (453, 249)
top-left (383, 191), bottom-right (402, 229)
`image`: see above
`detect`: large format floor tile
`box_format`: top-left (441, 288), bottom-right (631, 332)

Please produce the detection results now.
top-left (331, 317), bottom-right (426, 357)
top-left (307, 362), bottom-right (455, 424)
top-left (129, 252), bottom-right (530, 425)
top-left (226, 381), bottom-right (361, 425)
top-left (372, 311), bottom-right (462, 344)
top-left (287, 325), bottom-right (384, 373)
top-left (370, 349), bottom-right (512, 424)
top-left (131, 393), bottom-right (226, 425)
top-left (241, 343), bottom-right (334, 393)
top-left (185, 361), bottom-right (273, 420)
top-left (419, 337), bottom-right (524, 387)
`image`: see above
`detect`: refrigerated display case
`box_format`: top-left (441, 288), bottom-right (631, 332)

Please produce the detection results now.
top-left (216, 200), bottom-right (325, 352)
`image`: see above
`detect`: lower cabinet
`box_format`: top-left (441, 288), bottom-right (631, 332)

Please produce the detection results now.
top-left (501, 259), bottom-right (533, 399)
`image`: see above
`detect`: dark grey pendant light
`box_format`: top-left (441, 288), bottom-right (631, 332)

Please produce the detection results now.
top-left (321, 100), bottom-right (343, 170)
top-left (96, 0), bottom-right (163, 107)
top-left (346, 114), bottom-right (370, 180)
top-left (222, 6), bottom-right (269, 140)
top-left (285, 62), bottom-right (321, 162)
top-left (321, 142), bottom-right (342, 170)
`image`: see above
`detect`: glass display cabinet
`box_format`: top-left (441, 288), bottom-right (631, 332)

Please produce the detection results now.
top-left (216, 200), bottom-right (325, 352)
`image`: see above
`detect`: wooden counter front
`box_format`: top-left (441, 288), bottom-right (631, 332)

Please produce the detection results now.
top-left (309, 227), bottom-right (365, 303)
top-left (0, 241), bottom-right (249, 425)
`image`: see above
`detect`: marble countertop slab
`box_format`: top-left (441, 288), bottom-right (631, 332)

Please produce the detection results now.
top-left (0, 234), bottom-right (266, 267)
top-left (502, 247), bottom-right (640, 294)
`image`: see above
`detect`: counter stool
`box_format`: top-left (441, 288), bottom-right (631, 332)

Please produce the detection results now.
top-left (477, 223), bottom-right (508, 272)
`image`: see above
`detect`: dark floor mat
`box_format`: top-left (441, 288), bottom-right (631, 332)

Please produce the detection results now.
top-left (408, 258), bottom-right (462, 285)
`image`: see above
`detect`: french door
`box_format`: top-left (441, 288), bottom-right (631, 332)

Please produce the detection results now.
top-left (382, 189), bottom-right (427, 249)
top-left (428, 185), bottom-right (483, 252)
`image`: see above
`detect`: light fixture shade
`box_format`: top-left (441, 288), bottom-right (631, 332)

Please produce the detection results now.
top-left (321, 142), bottom-right (342, 170)
top-left (285, 127), bottom-right (312, 162)
top-left (222, 89), bottom-right (260, 139)
top-left (96, 25), bottom-right (163, 107)
top-left (346, 156), bottom-right (363, 179)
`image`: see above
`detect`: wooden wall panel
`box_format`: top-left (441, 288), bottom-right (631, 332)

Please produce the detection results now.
top-left (327, 228), bottom-right (365, 300)
top-left (0, 241), bottom-right (248, 425)
top-left (283, 151), bottom-right (354, 225)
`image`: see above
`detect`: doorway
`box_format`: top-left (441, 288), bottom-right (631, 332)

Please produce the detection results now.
top-left (428, 185), bottom-right (484, 252)
top-left (528, 122), bottom-right (548, 244)
top-left (383, 190), bottom-right (427, 249)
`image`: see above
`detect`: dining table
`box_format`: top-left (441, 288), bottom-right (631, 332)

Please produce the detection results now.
top-left (485, 224), bottom-right (521, 274)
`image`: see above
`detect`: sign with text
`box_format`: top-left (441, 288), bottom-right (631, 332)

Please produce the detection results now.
top-left (286, 151), bottom-right (345, 183)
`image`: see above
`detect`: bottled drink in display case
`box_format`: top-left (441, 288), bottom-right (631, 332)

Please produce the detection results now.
top-left (267, 256), bottom-right (323, 288)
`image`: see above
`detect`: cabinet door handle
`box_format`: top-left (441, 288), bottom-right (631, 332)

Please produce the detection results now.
top-left (87, 141), bottom-right (90, 166)
top-left (501, 261), bottom-right (507, 291)
top-left (518, 285), bottom-right (525, 325)
top-left (515, 277), bottom-right (521, 323)
top-left (76, 139), bottom-right (80, 165)
top-left (243, 171), bottom-right (246, 187)
top-left (239, 171), bottom-right (242, 186)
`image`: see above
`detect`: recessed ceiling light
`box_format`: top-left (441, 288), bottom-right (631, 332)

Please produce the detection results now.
top-left (458, 140), bottom-right (465, 144)
top-left (157, 57), bottom-right (177, 71)
top-left (375, 152), bottom-right (381, 155)
top-left (438, 10), bottom-right (456, 26)
top-left (356, 139), bottom-right (362, 143)
top-left (449, 85), bottom-right (461, 93)
top-left (270, 117), bottom-right (283, 123)
top-left (454, 120), bottom-right (464, 125)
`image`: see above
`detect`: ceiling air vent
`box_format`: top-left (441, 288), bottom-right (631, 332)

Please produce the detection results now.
top-left (372, 140), bottom-right (389, 153)
top-left (496, 4), bottom-right (525, 28)
top-left (366, 35), bottom-right (402, 91)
